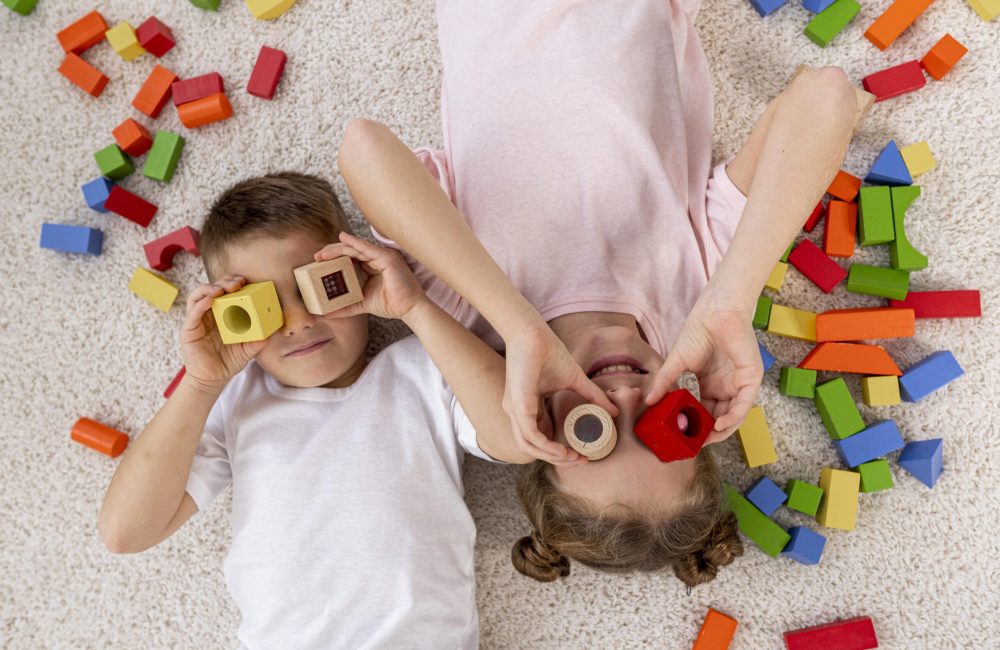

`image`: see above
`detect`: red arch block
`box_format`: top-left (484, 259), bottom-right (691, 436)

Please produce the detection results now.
top-left (143, 226), bottom-right (200, 271)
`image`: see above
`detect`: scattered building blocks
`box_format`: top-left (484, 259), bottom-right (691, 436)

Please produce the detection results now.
top-left (172, 72), bottom-right (224, 106)
top-left (780, 367), bottom-right (817, 398)
top-left (833, 420), bottom-right (904, 467)
top-left (781, 243), bottom-right (793, 262)
top-left (921, 34), bottom-right (968, 80)
top-left (862, 60), bottom-right (926, 102)
top-left (864, 140), bottom-right (912, 186)
top-left (827, 170), bottom-right (862, 202)
top-left (898, 439), bottom-right (943, 488)
top-left (816, 307), bottom-right (915, 341)
top-left (857, 459), bottom-right (894, 492)
top-left (736, 406), bottom-right (778, 467)
top-left (106, 21), bottom-right (147, 61)
top-left (293, 257), bottom-right (363, 315)
top-left (804, 0), bottom-right (860, 47)
top-left (129, 268), bottom-right (178, 312)
top-left (802, 0), bottom-right (835, 11)
top-left (814, 378), bottom-right (864, 439)
top-left (94, 145), bottom-right (134, 181)
top-left (3, 0), bottom-right (38, 15)
top-left (212, 281), bottom-right (285, 344)
top-left (164, 367), bottom-right (186, 399)
top-left (750, 0), bottom-right (789, 17)
top-left (799, 342), bottom-right (901, 375)
top-left (898, 350), bottom-right (964, 401)
top-left (824, 200), bottom-right (857, 258)
top-left (864, 0), bottom-right (935, 50)
top-left (71, 417), bottom-right (128, 457)
top-left (862, 375), bottom-right (901, 406)
top-left (133, 65), bottom-right (178, 118)
top-left (858, 186), bottom-right (895, 246)
top-left (143, 131), bottom-right (186, 182)
top-left (816, 468), bottom-right (860, 530)
top-left (724, 483), bottom-right (790, 557)
top-left (767, 304), bottom-right (817, 341)
top-left (246, 0), bottom-right (297, 20)
top-left (890, 290), bottom-right (981, 318)
top-left (40, 223), bottom-right (103, 255)
top-left (753, 295), bottom-right (772, 329)
top-left (81, 177), bottom-right (115, 212)
top-left (889, 185), bottom-right (928, 270)
top-left (692, 608), bottom-right (738, 650)
top-left (105, 185), bottom-right (158, 228)
top-left (803, 200), bottom-right (825, 232)
top-left (177, 93), bottom-right (234, 128)
top-left (247, 45), bottom-right (288, 99)
top-left (112, 118), bottom-right (154, 157)
top-left (968, 0), bottom-right (1000, 19)
top-left (143, 226), bottom-right (200, 271)
top-left (759, 342), bottom-right (776, 372)
top-left (765, 261), bottom-right (788, 291)
top-left (189, 0), bottom-right (221, 9)
top-left (782, 526), bottom-right (826, 565)
top-left (847, 264), bottom-right (909, 300)
top-left (784, 617), bottom-right (878, 650)
top-left (899, 141), bottom-right (936, 177)
top-left (564, 404), bottom-right (617, 460)
top-left (786, 479), bottom-right (824, 516)
top-left (58, 53), bottom-right (109, 97)
top-left (57, 11), bottom-right (108, 54)
top-left (788, 239), bottom-right (847, 293)
top-left (135, 17), bottom-right (176, 58)
top-left (635, 389), bottom-right (715, 462)
top-left (746, 477), bottom-right (788, 516)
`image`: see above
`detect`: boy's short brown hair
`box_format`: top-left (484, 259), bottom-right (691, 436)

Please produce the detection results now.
top-left (200, 172), bottom-right (354, 279)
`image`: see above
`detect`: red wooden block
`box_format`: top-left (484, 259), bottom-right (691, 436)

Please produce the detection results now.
top-left (132, 64), bottom-right (178, 119)
top-left (798, 342), bottom-right (902, 376)
top-left (136, 17), bottom-right (176, 58)
top-left (890, 290), bottom-right (981, 318)
top-left (784, 616), bottom-right (878, 650)
top-left (247, 45), bottom-right (287, 99)
top-left (862, 61), bottom-right (926, 102)
top-left (57, 53), bottom-right (108, 97)
top-left (634, 389), bottom-right (715, 462)
top-left (112, 118), bottom-right (154, 156)
top-left (787, 239), bottom-right (847, 293)
top-left (143, 226), bottom-right (201, 271)
top-left (104, 186), bottom-right (158, 228)
top-left (803, 200), bottom-right (826, 232)
top-left (56, 10), bottom-right (108, 54)
top-left (172, 72), bottom-right (224, 106)
top-left (164, 367), bottom-right (186, 399)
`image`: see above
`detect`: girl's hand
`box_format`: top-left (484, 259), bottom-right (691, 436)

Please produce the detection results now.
top-left (180, 275), bottom-right (270, 394)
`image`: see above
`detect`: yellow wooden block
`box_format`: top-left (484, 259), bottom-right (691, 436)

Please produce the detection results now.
top-left (129, 268), bottom-right (178, 312)
top-left (817, 468), bottom-right (860, 531)
top-left (105, 22), bottom-right (146, 61)
top-left (968, 0), bottom-right (1000, 20)
top-left (861, 375), bottom-right (901, 407)
top-left (245, 0), bottom-right (296, 19)
top-left (764, 261), bottom-right (787, 292)
top-left (211, 281), bottom-right (284, 344)
top-left (900, 142), bottom-right (937, 178)
top-left (767, 304), bottom-right (817, 342)
top-left (736, 406), bottom-right (777, 468)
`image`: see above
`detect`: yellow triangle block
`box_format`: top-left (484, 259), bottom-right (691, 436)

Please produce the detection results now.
top-left (129, 268), bottom-right (178, 312)
top-left (245, 0), bottom-right (296, 19)
top-left (105, 22), bottom-right (146, 61)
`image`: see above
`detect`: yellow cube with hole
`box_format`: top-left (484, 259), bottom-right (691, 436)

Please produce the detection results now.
top-left (245, 0), bottom-right (296, 19)
top-left (900, 142), bottom-right (937, 178)
top-left (861, 375), bottom-right (901, 407)
top-left (767, 304), bottom-right (817, 342)
top-left (736, 406), bottom-right (777, 468)
top-left (105, 22), bottom-right (146, 61)
top-left (817, 468), bottom-right (860, 531)
top-left (764, 261), bottom-right (788, 292)
top-left (211, 282), bottom-right (284, 344)
top-left (129, 268), bottom-right (178, 312)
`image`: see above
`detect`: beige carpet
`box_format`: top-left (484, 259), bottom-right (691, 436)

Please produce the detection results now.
top-left (2, 0), bottom-right (998, 648)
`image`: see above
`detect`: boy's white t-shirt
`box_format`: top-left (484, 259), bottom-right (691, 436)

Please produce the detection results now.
top-left (184, 336), bottom-right (492, 650)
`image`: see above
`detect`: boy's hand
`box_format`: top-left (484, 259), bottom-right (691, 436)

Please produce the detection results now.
top-left (180, 275), bottom-right (270, 394)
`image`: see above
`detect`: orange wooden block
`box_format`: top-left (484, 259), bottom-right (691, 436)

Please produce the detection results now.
top-left (56, 10), bottom-right (108, 54)
top-left (693, 608), bottom-right (738, 650)
top-left (71, 417), bottom-right (129, 457)
top-left (799, 342), bottom-right (902, 376)
top-left (827, 170), bottom-right (861, 202)
top-left (824, 200), bottom-right (857, 258)
top-left (864, 0), bottom-right (935, 50)
top-left (177, 93), bottom-right (234, 128)
top-left (816, 307), bottom-right (916, 341)
top-left (58, 53), bottom-right (109, 97)
top-left (921, 34), bottom-right (968, 80)
top-left (132, 64), bottom-right (178, 119)
top-left (112, 118), bottom-right (154, 156)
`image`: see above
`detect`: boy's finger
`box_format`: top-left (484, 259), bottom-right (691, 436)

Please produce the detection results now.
top-left (645, 352), bottom-right (687, 405)
top-left (323, 301), bottom-right (368, 319)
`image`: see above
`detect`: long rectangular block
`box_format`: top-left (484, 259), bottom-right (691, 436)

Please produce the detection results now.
top-left (4, 0), bottom-right (38, 15)
top-left (799, 342), bottom-right (901, 376)
top-left (788, 239), bottom-right (847, 293)
top-left (40, 223), bottom-right (103, 255)
top-left (725, 483), bottom-right (790, 557)
top-left (693, 608), bottom-right (738, 650)
top-left (833, 420), bottom-right (904, 467)
top-left (816, 307), bottom-right (915, 341)
top-left (57, 10), bottom-right (108, 53)
top-left (864, 0), bottom-right (935, 50)
top-left (128, 268), bottom-right (178, 312)
top-left (803, 200), bottom-right (825, 232)
top-left (862, 60), bottom-right (926, 101)
top-left (858, 186), bottom-right (895, 245)
top-left (767, 304), bottom-right (817, 341)
top-left (823, 200), bottom-right (857, 258)
top-left (861, 375), bottom-right (901, 406)
top-left (814, 378), bottom-right (864, 439)
top-left (816, 468), bottom-right (860, 530)
top-left (847, 264), bottom-right (909, 300)
top-left (58, 53), bottom-right (109, 97)
top-left (805, 0), bottom-right (861, 47)
top-left (143, 131), bottom-right (186, 183)
top-left (968, 0), bottom-right (1000, 20)
top-left (172, 72), bottom-right (224, 106)
top-left (784, 617), bottom-right (878, 650)
top-left (753, 295), bottom-right (772, 329)
top-left (105, 186), bottom-right (157, 228)
top-left (247, 45), bottom-right (287, 99)
top-left (899, 351), bottom-right (964, 401)
top-left (132, 64), bottom-right (178, 118)
top-left (765, 261), bottom-right (788, 291)
top-left (737, 406), bottom-right (777, 467)
top-left (177, 93), bottom-right (234, 128)
top-left (890, 290), bottom-right (981, 318)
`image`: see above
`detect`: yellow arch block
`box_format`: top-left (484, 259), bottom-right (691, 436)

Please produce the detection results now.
top-left (245, 0), bottom-right (296, 19)
top-left (129, 268), bottom-right (178, 312)
top-left (817, 468), bottom-right (860, 531)
top-left (212, 281), bottom-right (284, 344)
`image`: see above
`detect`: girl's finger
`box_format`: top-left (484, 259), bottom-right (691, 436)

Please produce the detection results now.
top-left (713, 381), bottom-right (759, 432)
top-left (645, 350), bottom-right (688, 406)
top-left (570, 373), bottom-right (620, 417)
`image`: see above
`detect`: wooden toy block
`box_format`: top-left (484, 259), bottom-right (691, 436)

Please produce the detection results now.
top-left (862, 60), bottom-right (926, 102)
top-left (899, 141), bottom-right (936, 177)
top-left (816, 307), bottom-right (915, 341)
top-left (759, 343), bottom-right (776, 372)
top-left (692, 608), bottom-right (738, 650)
top-left (888, 185), bottom-right (927, 271)
top-left (81, 177), bottom-right (115, 212)
top-left (189, 0), bottom-right (221, 9)
top-left (780, 367), bottom-right (817, 398)
top-left (58, 53), bottom-right (109, 97)
top-left (106, 21), bottom-right (147, 61)
top-left (864, 140), bottom-right (911, 186)
top-left (781, 242), bottom-right (794, 263)
top-left (833, 420), bottom-right (904, 467)
top-left (968, 0), bottom-right (1000, 19)
top-left (71, 417), bottom-right (128, 457)
top-left (293, 257), bottom-right (363, 315)
top-left (57, 11), bottom-right (108, 54)
top-left (803, 200), bottom-right (825, 232)
top-left (767, 304), bottom-right (816, 342)
top-left (94, 145), bottom-right (134, 181)
top-left (164, 367), bottom-right (186, 399)
top-left (814, 378), bottom-right (864, 439)
top-left (40, 223), bottom-right (103, 255)
top-left (635, 389), bottom-right (715, 462)
top-left (564, 404), bottom-right (617, 460)
top-left (802, 0), bottom-right (835, 12)
top-left (247, 45), bottom-right (288, 99)
top-left (857, 459), bottom-right (893, 492)
top-left (105, 186), bottom-right (158, 228)
top-left (143, 226), bottom-right (200, 271)
top-left (823, 200), bottom-right (857, 258)
top-left (858, 186), bottom-right (894, 245)
top-left (890, 290), bottom-right (981, 318)
top-left (899, 350), bottom-right (963, 401)
top-left (781, 526), bottom-right (826, 565)
top-left (826, 170), bottom-right (861, 202)
top-left (143, 131), bottom-right (186, 183)
top-left (112, 118), bottom-right (153, 157)
top-left (786, 479), bottom-right (824, 516)
top-left (921, 34), bottom-right (968, 80)
top-left (753, 295), bottom-right (772, 329)
top-left (847, 264), bottom-right (909, 300)
top-left (898, 439), bottom-right (943, 488)
top-left (765, 261), bottom-right (787, 291)
top-left (212, 282), bottom-right (285, 344)
top-left (799, 342), bottom-right (901, 376)
top-left (132, 65), bottom-right (178, 118)
top-left (177, 93), bottom-right (233, 128)
top-left (788, 239), bottom-right (847, 293)
top-left (784, 617), bottom-right (878, 649)
top-left (816, 468), bottom-right (860, 530)
top-left (135, 17), bottom-right (176, 58)
top-left (724, 483), bottom-right (790, 557)
top-left (736, 406), bottom-right (777, 467)
top-left (246, 0), bottom-right (297, 20)
top-left (129, 268), bottom-right (178, 312)
top-left (861, 375), bottom-right (901, 406)
top-left (172, 72), bottom-right (224, 106)
top-left (750, 0), bottom-right (788, 17)
top-left (864, 0), bottom-right (935, 50)
top-left (804, 0), bottom-right (860, 47)
top-left (3, 0), bottom-right (38, 15)
top-left (746, 477), bottom-right (787, 516)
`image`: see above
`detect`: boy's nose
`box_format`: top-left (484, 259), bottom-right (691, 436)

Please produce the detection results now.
top-left (281, 303), bottom-right (317, 336)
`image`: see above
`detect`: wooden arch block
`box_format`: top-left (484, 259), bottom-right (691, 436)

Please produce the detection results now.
top-left (143, 226), bottom-right (200, 271)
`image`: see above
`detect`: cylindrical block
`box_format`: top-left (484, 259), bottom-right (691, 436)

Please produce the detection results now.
top-left (564, 404), bottom-right (617, 460)
top-left (71, 418), bottom-right (129, 457)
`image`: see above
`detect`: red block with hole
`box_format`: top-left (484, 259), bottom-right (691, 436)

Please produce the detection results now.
top-left (634, 389), bottom-right (715, 462)
top-left (143, 226), bottom-right (200, 271)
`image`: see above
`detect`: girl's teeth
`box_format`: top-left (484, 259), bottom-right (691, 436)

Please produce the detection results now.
top-left (594, 364), bottom-right (638, 377)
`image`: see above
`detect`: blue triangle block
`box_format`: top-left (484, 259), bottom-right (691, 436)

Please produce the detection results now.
top-left (864, 140), bottom-right (913, 186)
top-left (758, 342), bottom-right (775, 372)
top-left (898, 439), bottom-right (943, 488)
top-left (781, 526), bottom-right (826, 565)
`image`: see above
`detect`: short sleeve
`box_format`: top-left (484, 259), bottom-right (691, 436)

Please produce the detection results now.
top-left (184, 397), bottom-right (232, 511)
top-left (702, 157), bottom-right (749, 273)
top-left (447, 392), bottom-right (503, 464)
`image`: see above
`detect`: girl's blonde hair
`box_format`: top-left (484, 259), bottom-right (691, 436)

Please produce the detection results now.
top-left (511, 450), bottom-right (743, 587)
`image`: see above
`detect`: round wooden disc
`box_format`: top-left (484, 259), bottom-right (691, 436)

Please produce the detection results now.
top-left (564, 404), bottom-right (618, 460)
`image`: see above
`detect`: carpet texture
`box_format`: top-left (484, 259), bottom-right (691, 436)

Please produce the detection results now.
top-left (2, 1), bottom-right (998, 648)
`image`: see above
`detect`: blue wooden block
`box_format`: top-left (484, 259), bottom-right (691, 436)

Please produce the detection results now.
top-left (802, 0), bottom-right (836, 12)
top-left (864, 140), bottom-right (913, 186)
top-left (40, 223), bottom-right (103, 255)
top-left (81, 177), bottom-right (116, 213)
top-left (898, 439), bottom-right (943, 488)
top-left (833, 420), bottom-right (905, 468)
top-left (781, 526), bottom-right (826, 565)
top-left (745, 476), bottom-right (788, 516)
top-left (899, 351), bottom-right (964, 402)
top-left (759, 342), bottom-right (776, 372)
top-left (749, 0), bottom-right (788, 16)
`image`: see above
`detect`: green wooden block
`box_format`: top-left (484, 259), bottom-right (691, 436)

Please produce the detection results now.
top-left (3, 0), bottom-right (38, 15)
top-left (814, 378), bottom-right (864, 440)
top-left (847, 264), bottom-right (909, 300)
top-left (786, 479), bottom-right (824, 516)
top-left (94, 145), bottom-right (134, 181)
top-left (804, 0), bottom-right (860, 47)
top-left (857, 459), bottom-right (894, 492)
top-left (780, 367), bottom-right (817, 398)
top-left (189, 0), bottom-right (220, 9)
top-left (753, 295), bottom-right (772, 329)
top-left (724, 483), bottom-right (790, 557)
top-left (859, 186), bottom-right (895, 245)
top-left (780, 243), bottom-right (793, 263)
top-left (889, 185), bottom-right (928, 271)
top-left (143, 132), bottom-right (186, 183)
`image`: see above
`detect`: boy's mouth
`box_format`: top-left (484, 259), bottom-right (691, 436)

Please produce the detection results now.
top-left (284, 338), bottom-right (332, 357)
